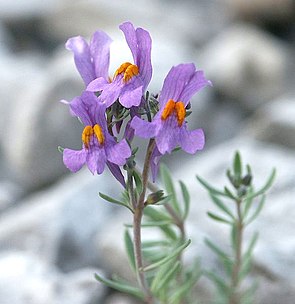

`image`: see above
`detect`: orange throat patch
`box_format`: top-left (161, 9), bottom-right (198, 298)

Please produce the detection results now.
top-left (114, 62), bottom-right (139, 83)
top-left (161, 99), bottom-right (185, 126)
top-left (82, 124), bottom-right (104, 148)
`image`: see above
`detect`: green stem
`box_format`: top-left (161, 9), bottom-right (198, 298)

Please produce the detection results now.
top-left (146, 173), bottom-right (187, 304)
top-left (133, 139), bottom-right (155, 304)
top-left (230, 199), bottom-right (243, 304)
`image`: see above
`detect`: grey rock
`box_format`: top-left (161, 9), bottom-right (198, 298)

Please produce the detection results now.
top-left (200, 24), bottom-right (289, 110)
top-left (0, 181), bottom-right (24, 213)
top-left (0, 251), bottom-right (57, 304)
top-left (0, 0), bottom-right (60, 20)
top-left (57, 267), bottom-right (106, 304)
top-left (0, 167), bottom-right (121, 271)
top-left (225, 0), bottom-right (294, 23)
top-left (0, 49), bottom-right (83, 190)
top-left (96, 211), bottom-right (136, 282)
top-left (0, 21), bottom-right (12, 54)
top-left (41, 0), bottom-right (225, 45)
top-left (0, 251), bottom-right (105, 304)
top-left (244, 96), bottom-right (295, 149)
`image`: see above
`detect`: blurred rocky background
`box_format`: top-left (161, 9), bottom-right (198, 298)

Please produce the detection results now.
top-left (0, 0), bottom-right (294, 303)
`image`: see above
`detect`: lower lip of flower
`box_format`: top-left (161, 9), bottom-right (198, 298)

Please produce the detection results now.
top-left (161, 99), bottom-right (185, 126)
top-left (114, 62), bottom-right (139, 83)
top-left (82, 124), bottom-right (105, 148)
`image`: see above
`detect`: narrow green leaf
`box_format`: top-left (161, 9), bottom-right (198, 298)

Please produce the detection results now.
top-left (231, 223), bottom-right (238, 251)
top-left (205, 271), bottom-right (229, 295)
top-left (143, 248), bottom-right (167, 264)
top-left (160, 164), bottom-right (181, 215)
top-left (205, 238), bottom-right (233, 276)
top-left (94, 273), bottom-right (144, 299)
top-left (210, 193), bottom-right (234, 219)
top-left (141, 239), bottom-right (191, 272)
top-left (144, 207), bottom-right (177, 240)
top-left (124, 230), bottom-right (136, 272)
top-left (240, 282), bottom-right (258, 304)
top-left (99, 192), bottom-right (134, 213)
top-left (247, 168), bottom-right (276, 200)
top-left (243, 186), bottom-right (254, 219)
top-left (205, 238), bottom-right (229, 260)
top-left (233, 151), bottom-right (242, 178)
top-left (142, 240), bottom-right (170, 248)
top-left (179, 180), bottom-right (190, 220)
top-left (169, 259), bottom-right (202, 303)
top-left (197, 175), bottom-right (227, 197)
top-left (131, 146), bottom-right (139, 155)
top-left (246, 195), bottom-right (265, 225)
top-left (224, 186), bottom-right (237, 200)
top-left (133, 170), bottom-right (143, 195)
top-left (144, 205), bottom-right (172, 221)
top-left (239, 233), bottom-right (259, 281)
top-left (168, 273), bottom-right (200, 304)
top-left (57, 146), bottom-right (64, 153)
top-left (207, 211), bottom-right (232, 224)
top-left (151, 260), bottom-right (181, 294)
top-left (121, 190), bottom-right (130, 203)
top-left (244, 231), bottom-right (259, 259)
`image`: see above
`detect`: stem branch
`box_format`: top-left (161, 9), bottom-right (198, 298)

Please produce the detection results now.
top-left (230, 199), bottom-right (243, 304)
top-left (132, 139), bottom-right (155, 304)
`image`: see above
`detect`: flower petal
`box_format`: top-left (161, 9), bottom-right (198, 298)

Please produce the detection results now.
top-left (179, 127), bottom-right (205, 154)
top-left (87, 147), bottom-right (106, 174)
top-left (70, 91), bottom-right (101, 126)
top-left (63, 148), bottom-right (87, 172)
top-left (107, 162), bottom-right (126, 187)
top-left (69, 95), bottom-right (92, 125)
top-left (120, 22), bottom-right (138, 63)
top-left (136, 27), bottom-right (152, 90)
top-left (124, 120), bottom-right (135, 142)
top-left (107, 139), bottom-right (131, 166)
top-left (179, 70), bottom-right (212, 106)
top-left (131, 116), bottom-right (159, 139)
top-left (155, 118), bottom-right (179, 154)
top-left (96, 78), bottom-right (123, 107)
top-left (119, 85), bottom-right (143, 108)
top-left (159, 64), bottom-right (196, 108)
top-left (66, 36), bottom-right (95, 86)
top-left (90, 31), bottom-right (112, 80)
top-left (87, 77), bottom-right (109, 92)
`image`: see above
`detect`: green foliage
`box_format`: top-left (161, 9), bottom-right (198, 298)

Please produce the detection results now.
top-left (94, 273), bottom-right (144, 300)
top-left (124, 229), bottom-right (136, 272)
top-left (99, 192), bottom-right (134, 213)
top-left (160, 163), bottom-right (181, 214)
top-left (198, 151), bottom-right (275, 304)
top-left (96, 150), bottom-right (275, 304)
top-left (141, 239), bottom-right (191, 272)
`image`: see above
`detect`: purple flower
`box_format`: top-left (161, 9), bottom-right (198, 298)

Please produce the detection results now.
top-left (63, 91), bottom-right (131, 186)
top-left (87, 21), bottom-right (152, 108)
top-left (131, 63), bottom-right (212, 157)
top-left (66, 31), bottom-right (112, 86)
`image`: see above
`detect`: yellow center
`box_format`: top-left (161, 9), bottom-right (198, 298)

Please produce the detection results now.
top-left (114, 62), bottom-right (139, 83)
top-left (161, 99), bottom-right (186, 126)
top-left (82, 124), bottom-right (104, 148)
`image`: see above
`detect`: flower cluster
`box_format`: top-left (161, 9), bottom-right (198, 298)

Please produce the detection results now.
top-left (61, 21), bottom-right (212, 185)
